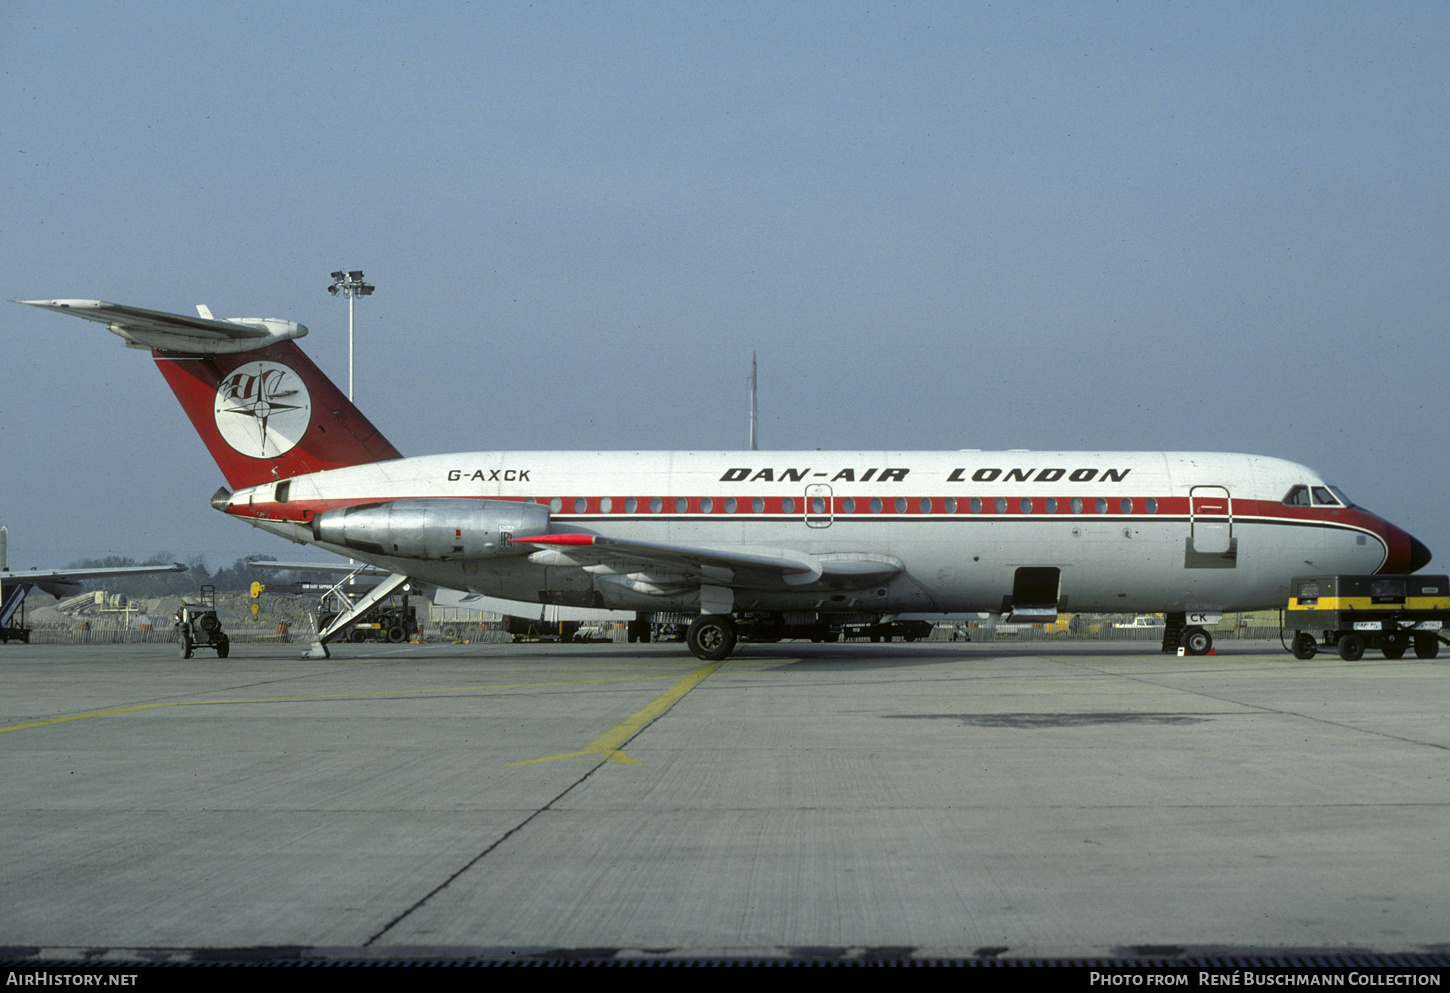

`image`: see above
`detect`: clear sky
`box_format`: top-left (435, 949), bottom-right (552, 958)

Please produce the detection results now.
top-left (3, 1), bottom-right (1448, 571)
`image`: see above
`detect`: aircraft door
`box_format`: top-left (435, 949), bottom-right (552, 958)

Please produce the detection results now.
top-left (805, 484), bottom-right (833, 528)
top-left (1005, 567), bottom-right (1060, 621)
top-left (1190, 486), bottom-right (1232, 554)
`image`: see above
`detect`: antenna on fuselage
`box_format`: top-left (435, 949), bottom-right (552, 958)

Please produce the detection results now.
top-left (748, 351), bottom-right (758, 451)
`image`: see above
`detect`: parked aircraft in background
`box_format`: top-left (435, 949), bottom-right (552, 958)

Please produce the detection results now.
top-left (19, 298), bottom-right (1431, 660)
top-left (0, 525), bottom-right (185, 642)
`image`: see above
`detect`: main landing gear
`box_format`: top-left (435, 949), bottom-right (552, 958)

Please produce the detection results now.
top-left (1161, 613), bottom-right (1214, 656)
top-left (686, 614), bottom-right (737, 661)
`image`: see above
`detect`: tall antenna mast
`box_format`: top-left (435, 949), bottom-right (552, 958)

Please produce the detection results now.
top-left (748, 352), bottom-right (758, 451)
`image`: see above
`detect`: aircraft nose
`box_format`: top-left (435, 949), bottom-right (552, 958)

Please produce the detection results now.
top-left (1408, 534), bottom-right (1433, 572)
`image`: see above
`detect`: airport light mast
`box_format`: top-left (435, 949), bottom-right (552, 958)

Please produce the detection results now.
top-left (326, 270), bottom-right (374, 401)
top-left (749, 351), bottom-right (758, 451)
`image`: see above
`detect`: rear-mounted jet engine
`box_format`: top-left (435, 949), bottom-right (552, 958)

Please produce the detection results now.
top-left (312, 499), bottom-right (550, 560)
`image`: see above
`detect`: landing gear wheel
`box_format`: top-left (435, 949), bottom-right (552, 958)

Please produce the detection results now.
top-left (686, 614), bottom-right (737, 661)
top-left (216, 634), bottom-right (230, 659)
top-left (178, 629), bottom-right (193, 659)
top-left (1291, 632), bottom-right (1318, 660)
top-left (1381, 635), bottom-right (1407, 660)
top-left (1180, 626), bottom-right (1213, 656)
top-left (1414, 634), bottom-right (1440, 659)
top-left (1338, 633), bottom-right (1365, 662)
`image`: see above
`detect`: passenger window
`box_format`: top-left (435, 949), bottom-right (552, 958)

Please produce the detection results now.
top-left (650, 497), bottom-right (663, 513)
top-left (995, 497), bottom-right (1007, 513)
top-left (752, 497), bottom-right (764, 513)
top-left (782, 497), bottom-right (795, 513)
top-left (969, 498), bottom-right (982, 514)
top-left (625, 497), bottom-right (638, 513)
top-left (725, 498), bottom-right (736, 513)
top-left (675, 497), bottom-right (688, 513)
top-left (701, 497), bottom-right (713, 513)
top-left (842, 497), bottom-right (855, 513)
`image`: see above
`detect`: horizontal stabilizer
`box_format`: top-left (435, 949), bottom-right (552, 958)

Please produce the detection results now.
top-left (17, 299), bottom-right (307, 355)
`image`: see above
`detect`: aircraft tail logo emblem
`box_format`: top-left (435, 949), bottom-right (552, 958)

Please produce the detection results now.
top-left (212, 360), bottom-right (312, 458)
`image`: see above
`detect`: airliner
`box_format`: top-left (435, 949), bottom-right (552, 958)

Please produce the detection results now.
top-left (18, 299), bottom-right (1431, 660)
top-left (0, 526), bottom-right (185, 642)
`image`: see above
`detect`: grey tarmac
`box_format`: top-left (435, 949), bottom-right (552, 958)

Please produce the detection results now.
top-left (1, 639), bottom-right (1446, 962)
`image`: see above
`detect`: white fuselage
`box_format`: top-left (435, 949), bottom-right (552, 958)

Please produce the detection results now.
top-left (223, 450), bottom-right (1414, 618)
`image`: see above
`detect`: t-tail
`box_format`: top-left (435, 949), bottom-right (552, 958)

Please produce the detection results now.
top-left (17, 300), bottom-right (401, 490)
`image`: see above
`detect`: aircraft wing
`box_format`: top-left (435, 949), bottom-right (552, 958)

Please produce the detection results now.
top-left (248, 560), bottom-right (396, 576)
top-left (2, 563), bottom-right (186, 598)
top-left (510, 534), bottom-right (904, 592)
top-left (16, 299), bottom-right (306, 355)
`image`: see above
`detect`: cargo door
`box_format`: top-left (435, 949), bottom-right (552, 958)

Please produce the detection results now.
top-left (1006, 567), bottom-right (1060, 621)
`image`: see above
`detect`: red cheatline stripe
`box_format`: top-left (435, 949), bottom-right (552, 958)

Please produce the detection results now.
top-left (511, 533), bottom-right (598, 545)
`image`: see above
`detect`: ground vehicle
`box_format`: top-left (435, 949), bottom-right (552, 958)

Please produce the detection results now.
top-left (319, 601), bottom-right (418, 643)
top-left (176, 585), bottom-right (229, 658)
top-left (1113, 615), bottom-right (1165, 629)
top-left (1285, 574), bottom-right (1450, 661)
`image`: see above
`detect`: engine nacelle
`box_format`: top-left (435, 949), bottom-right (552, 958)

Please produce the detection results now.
top-left (312, 499), bottom-right (550, 560)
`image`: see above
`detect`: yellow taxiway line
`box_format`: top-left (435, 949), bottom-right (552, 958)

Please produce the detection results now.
top-left (0, 673), bottom-right (683, 735)
top-left (510, 660), bottom-right (725, 766)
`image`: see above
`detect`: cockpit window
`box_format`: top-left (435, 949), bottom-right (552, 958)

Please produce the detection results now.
top-left (1311, 486), bottom-right (1340, 507)
top-left (1283, 485), bottom-right (1311, 506)
top-left (1327, 485), bottom-right (1353, 508)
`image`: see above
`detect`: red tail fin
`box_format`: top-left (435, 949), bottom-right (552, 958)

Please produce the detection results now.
top-left (154, 341), bottom-right (402, 490)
